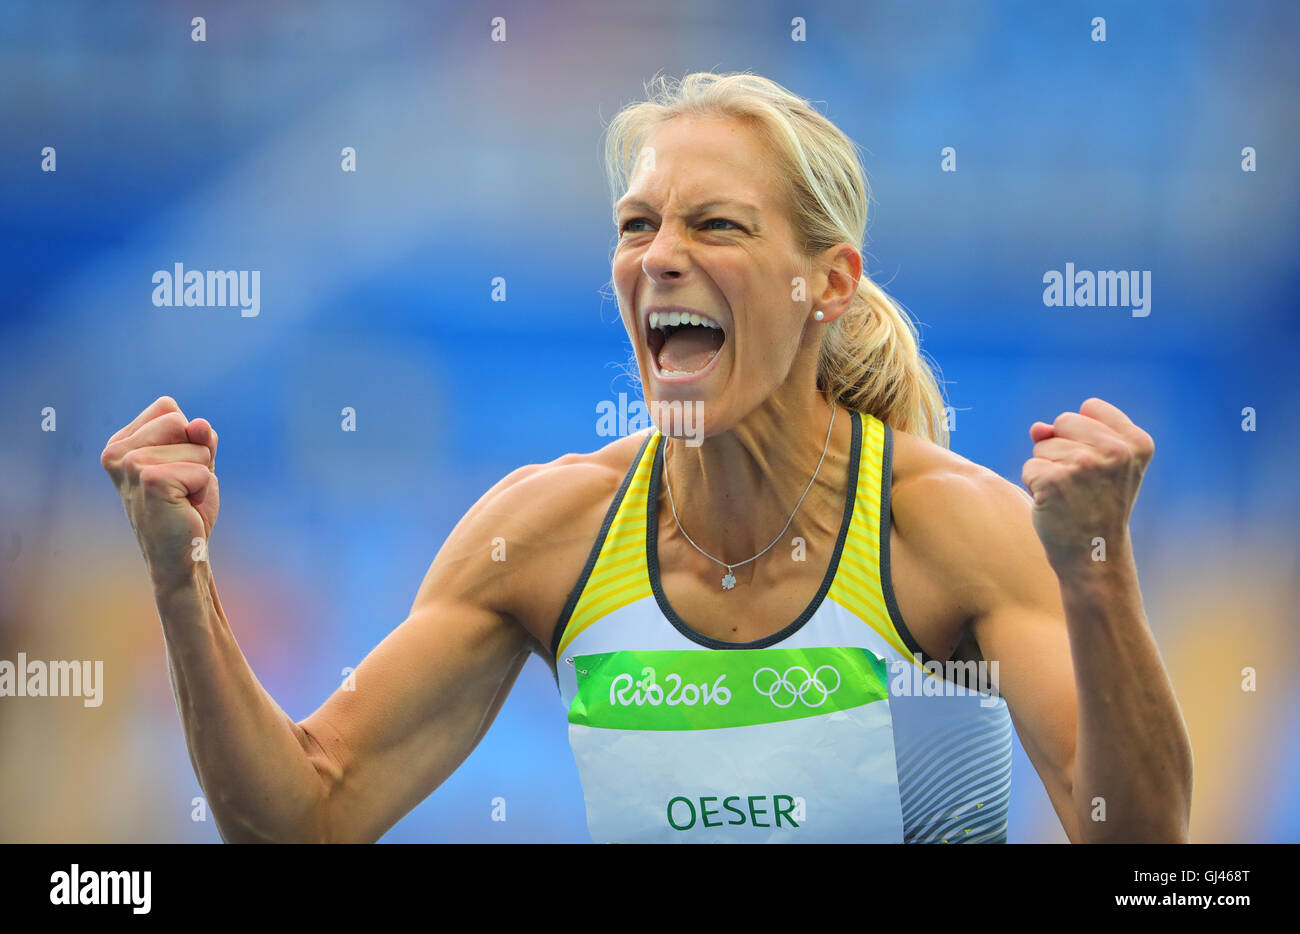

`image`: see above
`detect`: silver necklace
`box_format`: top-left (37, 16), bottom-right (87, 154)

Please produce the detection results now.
top-left (663, 404), bottom-right (837, 591)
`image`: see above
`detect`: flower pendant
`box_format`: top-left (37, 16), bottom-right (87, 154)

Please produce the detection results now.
top-left (721, 569), bottom-right (736, 590)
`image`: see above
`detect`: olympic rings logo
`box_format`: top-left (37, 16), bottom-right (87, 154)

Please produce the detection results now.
top-left (752, 665), bottom-right (841, 708)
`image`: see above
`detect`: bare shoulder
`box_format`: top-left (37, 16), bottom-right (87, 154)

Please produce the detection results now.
top-left (472, 428), bottom-right (652, 535)
top-left (448, 429), bottom-right (655, 655)
top-left (889, 426), bottom-right (1051, 614)
top-left (890, 425), bottom-right (1033, 515)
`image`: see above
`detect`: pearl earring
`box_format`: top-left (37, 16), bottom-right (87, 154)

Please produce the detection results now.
top-left (813, 310), bottom-right (825, 321)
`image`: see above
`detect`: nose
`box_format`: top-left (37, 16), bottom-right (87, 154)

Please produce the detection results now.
top-left (640, 222), bottom-right (688, 282)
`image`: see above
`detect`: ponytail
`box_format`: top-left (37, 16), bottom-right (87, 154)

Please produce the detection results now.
top-left (818, 275), bottom-right (950, 448)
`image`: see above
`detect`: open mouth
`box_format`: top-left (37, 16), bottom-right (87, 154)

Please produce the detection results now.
top-left (646, 309), bottom-right (727, 380)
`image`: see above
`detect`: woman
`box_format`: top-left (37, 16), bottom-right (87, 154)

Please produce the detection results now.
top-left (100, 72), bottom-right (1192, 843)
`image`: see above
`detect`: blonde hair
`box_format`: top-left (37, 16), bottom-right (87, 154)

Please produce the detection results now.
top-left (603, 70), bottom-right (950, 447)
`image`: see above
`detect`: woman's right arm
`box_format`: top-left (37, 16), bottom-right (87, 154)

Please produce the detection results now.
top-left (103, 396), bottom-right (547, 843)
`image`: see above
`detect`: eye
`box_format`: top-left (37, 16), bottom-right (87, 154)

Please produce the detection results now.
top-left (617, 217), bottom-right (744, 235)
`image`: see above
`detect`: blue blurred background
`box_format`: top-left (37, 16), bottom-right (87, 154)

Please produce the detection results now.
top-left (1, 0), bottom-right (1297, 842)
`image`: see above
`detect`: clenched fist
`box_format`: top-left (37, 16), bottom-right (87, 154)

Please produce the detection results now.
top-left (101, 396), bottom-right (220, 587)
top-left (1022, 397), bottom-right (1155, 566)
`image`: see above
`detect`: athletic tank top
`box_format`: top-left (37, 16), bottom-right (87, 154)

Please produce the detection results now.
top-left (551, 410), bottom-right (1013, 843)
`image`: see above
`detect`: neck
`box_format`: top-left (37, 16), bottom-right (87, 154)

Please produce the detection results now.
top-left (660, 382), bottom-right (853, 585)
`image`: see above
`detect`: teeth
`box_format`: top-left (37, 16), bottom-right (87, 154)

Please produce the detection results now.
top-left (659, 349), bottom-right (719, 378)
top-left (647, 311), bottom-right (723, 332)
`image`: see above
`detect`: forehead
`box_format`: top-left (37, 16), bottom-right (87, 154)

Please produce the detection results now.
top-left (616, 115), bottom-right (778, 212)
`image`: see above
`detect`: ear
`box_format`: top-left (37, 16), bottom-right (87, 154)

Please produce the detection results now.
top-left (813, 242), bottom-right (861, 323)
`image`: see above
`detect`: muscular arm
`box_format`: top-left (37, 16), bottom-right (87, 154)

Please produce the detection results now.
top-left (95, 389), bottom-right (635, 845)
top-left (156, 455), bottom-right (596, 844)
top-left (290, 561), bottom-right (531, 843)
top-left (154, 466), bottom-right (539, 843)
top-left (289, 459), bottom-right (603, 843)
top-left (893, 465), bottom-right (1192, 843)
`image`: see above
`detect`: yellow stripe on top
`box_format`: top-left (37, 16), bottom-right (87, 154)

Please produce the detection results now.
top-left (555, 432), bottom-right (661, 658)
top-left (827, 413), bottom-right (918, 664)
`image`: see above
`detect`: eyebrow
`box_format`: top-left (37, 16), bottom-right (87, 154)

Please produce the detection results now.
top-left (613, 197), bottom-right (761, 218)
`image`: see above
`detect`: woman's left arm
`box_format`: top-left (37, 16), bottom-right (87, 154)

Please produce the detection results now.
top-left (1017, 396), bottom-right (1193, 842)
top-left (902, 397), bottom-right (1193, 842)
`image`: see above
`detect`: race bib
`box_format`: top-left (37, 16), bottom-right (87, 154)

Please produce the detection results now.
top-left (567, 646), bottom-right (904, 843)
